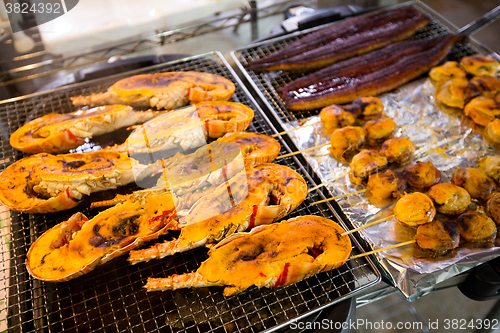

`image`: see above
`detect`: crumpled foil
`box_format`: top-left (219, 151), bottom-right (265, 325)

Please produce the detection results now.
top-left (283, 77), bottom-right (500, 301)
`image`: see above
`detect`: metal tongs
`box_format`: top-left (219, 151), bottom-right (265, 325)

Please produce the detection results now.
top-left (457, 4), bottom-right (500, 60)
top-left (456, 4), bottom-right (500, 35)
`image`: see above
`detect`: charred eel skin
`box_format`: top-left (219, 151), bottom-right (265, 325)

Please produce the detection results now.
top-left (280, 34), bottom-right (466, 111)
top-left (249, 6), bottom-right (429, 72)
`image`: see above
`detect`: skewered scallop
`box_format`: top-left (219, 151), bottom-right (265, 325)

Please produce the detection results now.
top-left (470, 76), bottom-right (500, 97)
top-left (451, 167), bottom-right (497, 201)
top-left (478, 155), bottom-right (500, 182)
top-left (349, 150), bottom-right (388, 183)
top-left (486, 118), bottom-right (500, 144)
top-left (366, 169), bottom-right (407, 202)
top-left (456, 212), bottom-right (497, 243)
top-left (428, 61), bottom-right (466, 82)
top-left (380, 137), bottom-right (415, 166)
top-left (435, 77), bottom-right (479, 109)
top-left (415, 220), bottom-right (460, 254)
top-left (403, 161), bottom-right (441, 190)
top-left (486, 192), bottom-right (500, 225)
top-left (427, 183), bottom-right (471, 215)
top-left (319, 105), bottom-right (356, 131)
top-left (363, 118), bottom-right (396, 146)
top-left (349, 97), bottom-right (385, 120)
top-left (393, 192), bottom-right (436, 227)
top-left (328, 126), bottom-right (366, 163)
top-left (464, 96), bottom-right (500, 126)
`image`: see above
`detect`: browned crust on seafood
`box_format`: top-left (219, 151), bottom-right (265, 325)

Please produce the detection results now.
top-left (280, 34), bottom-right (466, 111)
top-left (217, 132), bottom-right (280, 166)
top-left (415, 220), bottom-right (460, 253)
top-left (0, 151), bottom-right (137, 213)
top-left (250, 6), bottom-right (429, 72)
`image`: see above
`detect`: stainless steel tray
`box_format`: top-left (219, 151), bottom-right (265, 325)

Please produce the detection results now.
top-left (231, 1), bottom-right (500, 301)
top-left (0, 51), bottom-right (379, 332)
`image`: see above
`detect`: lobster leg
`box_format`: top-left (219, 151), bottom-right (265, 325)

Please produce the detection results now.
top-left (145, 272), bottom-right (217, 292)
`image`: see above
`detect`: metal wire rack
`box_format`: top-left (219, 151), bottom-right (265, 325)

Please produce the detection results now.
top-left (0, 52), bottom-right (379, 332)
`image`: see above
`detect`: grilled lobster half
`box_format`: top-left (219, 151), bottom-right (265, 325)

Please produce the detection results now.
top-left (1, 131), bottom-right (279, 214)
top-left (10, 104), bottom-right (156, 154)
top-left (145, 215), bottom-right (351, 296)
top-left (107, 101), bottom-right (254, 154)
top-left (71, 71), bottom-right (235, 110)
top-left (26, 191), bottom-right (178, 282)
top-left (0, 151), bottom-right (158, 213)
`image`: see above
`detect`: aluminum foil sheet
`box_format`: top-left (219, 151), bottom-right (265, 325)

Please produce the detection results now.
top-left (283, 76), bottom-right (500, 301)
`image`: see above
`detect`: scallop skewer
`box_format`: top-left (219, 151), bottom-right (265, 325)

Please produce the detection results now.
top-left (343, 181), bottom-right (472, 237)
top-left (341, 191), bottom-right (437, 235)
top-left (311, 163), bottom-right (453, 237)
top-left (351, 219), bottom-right (462, 259)
top-left (310, 156), bottom-right (440, 206)
top-left (350, 210), bottom-right (496, 261)
top-left (307, 136), bottom-right (416, 196)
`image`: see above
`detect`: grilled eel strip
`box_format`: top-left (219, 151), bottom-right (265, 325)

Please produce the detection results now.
top-left (249, 6), bottom-right (429, 72)
top-left (280, 34), bottom-right (466, 111)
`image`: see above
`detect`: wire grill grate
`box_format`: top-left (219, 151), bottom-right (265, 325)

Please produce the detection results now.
top-left (0, 52), bottom-right (378, 332)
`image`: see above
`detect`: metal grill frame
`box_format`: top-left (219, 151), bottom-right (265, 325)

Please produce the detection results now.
top-left (0, 52), bottom-right (379, 332)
